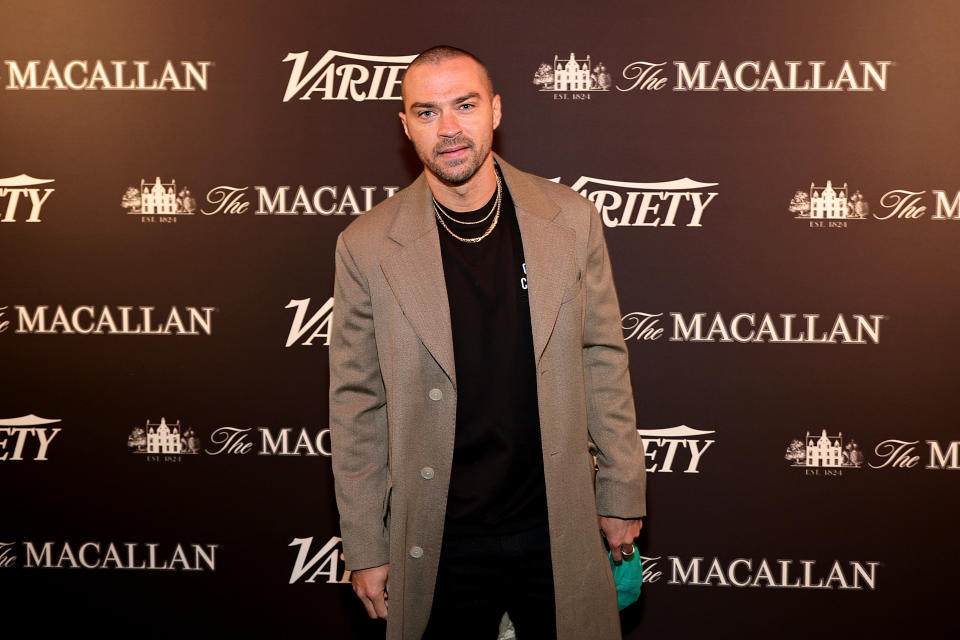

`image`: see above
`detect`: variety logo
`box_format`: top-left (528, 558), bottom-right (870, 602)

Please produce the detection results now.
top-left (638, 425), bottom-right (715, 474)
top-left (0, 174), bottom-right (55, 223)
top-left (282, 50), bottom-right (416, 102)
top-left (785, 429), bottom-right (865, 476)
top-left (123, 178), bottom-right (398, 223)
top-left (0, 540), bottom-right (217, 571)
top-left (288, 536), bottom-right (351, 584)
top-left (622, 311), bottom-right (885, 344)
top-left (4, 59), bottom-right (211, 91)
top-left (532, 53), bottom-right (612, 99)
top-left (285, 297), bottom-right (333, 347)
top-left (639, 554), bottom-right (879, 590)
top-left (0, 305), bottom-right (215, 335)
top-left (552, 176), bottom-right (718, 228)
top-left (0, 415), bottom-right (62, 461)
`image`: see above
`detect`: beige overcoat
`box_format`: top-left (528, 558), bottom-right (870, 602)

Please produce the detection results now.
top-left (329, 156), bottom-right (646, 640)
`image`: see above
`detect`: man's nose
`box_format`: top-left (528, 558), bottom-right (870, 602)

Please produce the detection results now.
top-left (437, 110), bottom-right (461, 138)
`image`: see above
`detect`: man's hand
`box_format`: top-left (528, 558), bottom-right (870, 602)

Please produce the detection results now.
top-left (599, 516), bottom-right (643, 565)
top-left (352, 563), bottom-right (390, 619)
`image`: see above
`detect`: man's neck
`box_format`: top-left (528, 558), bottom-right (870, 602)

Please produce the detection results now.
top-left (426, 155), bottom-right (498, 212)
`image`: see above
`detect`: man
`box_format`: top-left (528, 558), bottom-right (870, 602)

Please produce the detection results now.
top-left (329, 46), bottom-right (646, 640)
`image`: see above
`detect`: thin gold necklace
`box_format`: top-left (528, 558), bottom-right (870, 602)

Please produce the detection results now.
top-left (434, 182), bottom-right (498, 226)
top-left (434, 172), bottom-right (502, 244)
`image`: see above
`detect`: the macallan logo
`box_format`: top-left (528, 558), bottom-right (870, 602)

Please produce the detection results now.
top-left (876, 189), bottom-right (960, 221)
top-left (785, 429), bottom-right (864, 476)
top-left (285, 297), bottom-right (333, 347)
top-left (617, 60), bottom-right (892, 93)
top-left (122, 177), bottom-right (197, 222)
top-left (288, 536), bottom-right (351, 584)
top-left (2, 305), bottom-right (215, 335)
top-left (0, 415), bottom-right (62, 461)
top-left (533, 53), bottom-right (611, 100)
top-left (0, 174), bottom-right (55, 223)
top-left (790, 180), bottom-right (869, 228)
top-left (282, 50), bottom-right (416, 102)
top-left (562, 177), bottom-right (718, 228)
top-left (869, 439), bottom-right (960, 470)
top-left (4, 60), bottom-right (211, 91)
top-left (790, 184), bottom-right (960, 227)
top-left (204, 427), bottom-right (331, 457)
top-left (128, 418), bottom-right (200, 462)
top-left (638, 426), bottom-right (714, 474)
top-left (640, 555), bottom-right (879, 590)
top-left (206, 184), bottom-right (399, 216)
top-left (124, 179), bottom-right (398, 221)
top-left (622, 312), bottom-right (885, 344)
top-left (1, 541), bottom-right (217, 571)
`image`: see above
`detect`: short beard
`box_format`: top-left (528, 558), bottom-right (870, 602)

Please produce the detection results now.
top-left (423, 137), bottom-right (490, 185)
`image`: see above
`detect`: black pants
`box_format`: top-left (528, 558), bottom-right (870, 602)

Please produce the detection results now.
top-left (422, 524), bottom-right (557, 640)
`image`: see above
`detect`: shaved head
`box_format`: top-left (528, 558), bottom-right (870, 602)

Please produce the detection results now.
top-left (401, 45), bottom-right (494, 106)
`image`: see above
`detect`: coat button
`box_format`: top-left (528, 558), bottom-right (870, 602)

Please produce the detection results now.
top-left (428, 388), bottom-right (443, 401)
top-left (420, 467), bottom-right (435, 480)
top-left (409, 546), bottom-right (424, 559)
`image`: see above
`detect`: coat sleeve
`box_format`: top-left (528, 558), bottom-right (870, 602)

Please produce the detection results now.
top-left (329, 232), bottom-right (391, 570)
top-left (581, 202), bottom-right (647, 518)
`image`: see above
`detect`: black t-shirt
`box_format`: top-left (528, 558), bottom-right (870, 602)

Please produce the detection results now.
top-left (438, 169), bottom-right (547, 536)
top-left (436, 167), bottom-right (549, 537)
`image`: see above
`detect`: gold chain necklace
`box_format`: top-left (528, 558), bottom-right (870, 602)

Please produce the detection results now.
top-left (433, 179), bottom-right (498, 226)
top-left (434, 172), bottom-right (502, 244)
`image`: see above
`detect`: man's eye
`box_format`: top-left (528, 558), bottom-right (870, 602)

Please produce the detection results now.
top-left (418, 110), bottom-right (435, 118)
top-left (459, 103), bottom-right (474, 110)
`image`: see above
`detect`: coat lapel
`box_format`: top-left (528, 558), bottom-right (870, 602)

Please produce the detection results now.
top-left (380, 174), bottom-right (457, 386)
top-left (379, 157), bottom-right (573, 383)
top-left (498, 158), bottom-right (574, 365)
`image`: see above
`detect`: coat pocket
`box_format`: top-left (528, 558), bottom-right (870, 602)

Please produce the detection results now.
top-left (381, 482), bottom-right (393, 531)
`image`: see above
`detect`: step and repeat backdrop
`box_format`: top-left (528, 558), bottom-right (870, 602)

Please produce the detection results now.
top-left (2, 0), bottom-right (958, 637)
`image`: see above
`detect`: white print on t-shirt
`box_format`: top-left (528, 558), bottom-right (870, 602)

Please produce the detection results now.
top-left (520, 263), bottom-right (528, 290)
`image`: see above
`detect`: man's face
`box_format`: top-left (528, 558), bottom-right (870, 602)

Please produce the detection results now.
top-left (399, 57), bottom-right (501, 185)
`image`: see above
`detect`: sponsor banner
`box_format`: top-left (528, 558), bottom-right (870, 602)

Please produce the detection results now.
top-left (0, 540), bottom-right (217, 571)
top-left (533, 52), bottom-right (612, 99)
top-left (285, 297), bottom-right (333, 347)
top-left (785, 430), bottom-right (864, 476)
top-left (0, 174), bottom-right (55, 223)
top-left (3, 59), bottom-right (211, 91)
top-left (791, 181), bottom-right (960, 228)
top-left (622, 311), bottom-right (885, 344)
top-left (127, 419), bottom-right (330, 462)
top-left (123, 178), bottom-right (398, 223)
top-left (0, 415), bottom-right (61, 461)
top-left (288, 536), bottom-right (351, 585)
top-left (870, 439), bottom-right (960, 470)
top-left (282, 50), bottom-right (417, 102)
top-left (638, 425), bottom-right (715, 474)
top-left (567, 177), bottom-right (719, 228)
top-left (536, 57), bottom-right (892, 96)
top-left (0, 305), bottom-right (216, 336)
top-left (786, 432), bottom-right (960, 475)
top-left (639, 554), bottom-right (880, 590)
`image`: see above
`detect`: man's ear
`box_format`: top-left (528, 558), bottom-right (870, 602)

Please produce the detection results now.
top-left (492, 94), bottom-right (502, 131)
top-left (398, 111), bottom-right (410, 139)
